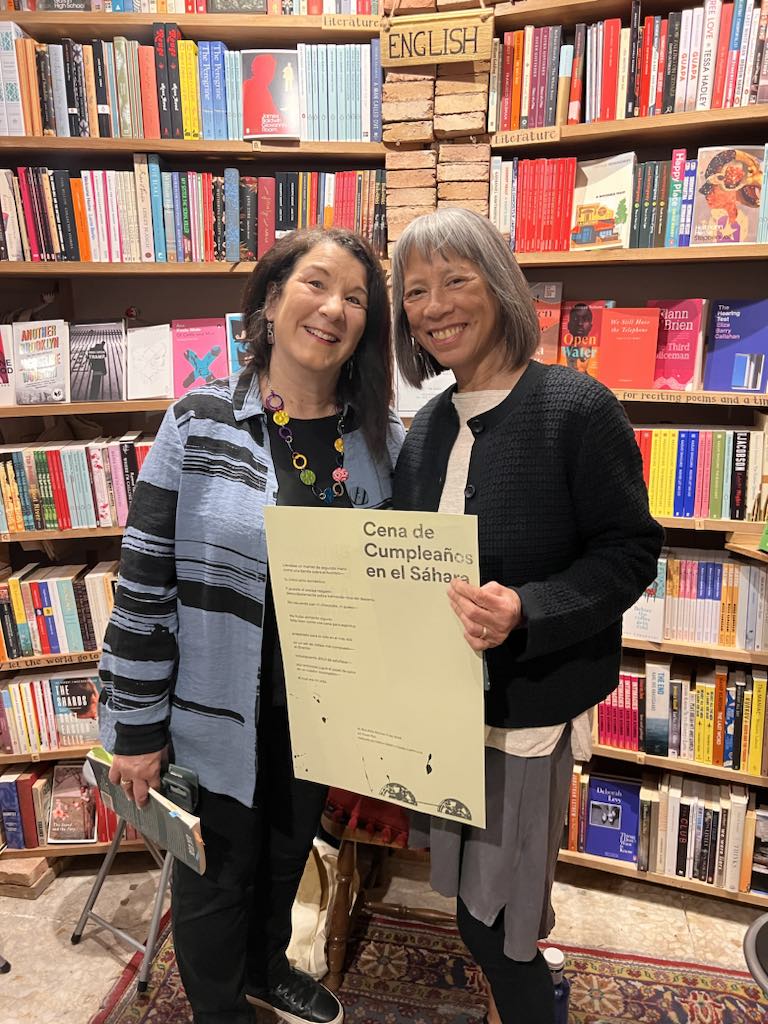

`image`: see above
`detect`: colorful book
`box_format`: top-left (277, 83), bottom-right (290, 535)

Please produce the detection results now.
top-left (171, 318), bottom-right (228, 399)
top-left (529, 282), bottom-right (563, 365)
top-left (225, 313), bottom-right (249, 375)
top-left (704, 299), bottom-right (768, 394)
top-left (647, 299), bottom-right (707, 391)
top-left (558, 299), bottom-right (613, 378)
top-left (569, 151), bottom-right (635, 251)
top-left (584, 774), bottom-right (641, 863)
top-left (690, 145), bottom-right (765, 245)
top-left (241, 49), bottom-right (301, 139)
top-left (12, 320), bottom-right (70, 405)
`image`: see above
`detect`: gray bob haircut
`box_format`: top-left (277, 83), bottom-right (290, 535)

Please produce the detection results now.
top-left (391, 207), bottom-right (541, 387)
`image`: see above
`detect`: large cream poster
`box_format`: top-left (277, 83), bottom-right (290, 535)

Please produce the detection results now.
top-left (265, 507), bottom-right (486, 827)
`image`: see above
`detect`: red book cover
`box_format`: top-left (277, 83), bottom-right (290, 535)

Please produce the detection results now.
top-left (647, 298), bottom-right (706, 390)
top-left (47, 449), bottom-right (72, 531)
top-left (654, 18), bottom-right (668, 114)
top-left (542, 159), bottom-right (555, 251)
top-left (138, 45), bottom-right (161, 141)
top-left (568, 24), bottom-right (586, 124)
top-left (637, 429), bottom-right (652, 487)
top-left (597, 307), bottom-right (661, 388)
top-left (336, 172), bottom-right (347, 230)
top-left (164, 23), bottom-right (183, 141)
top-left (558, 300), bottom-right (611, 377)
top-left (195, 0), bottom-right (205, 11)
top-left (638, 16), bottom-right (654, 117)
top-left (532, 159), bottom-right (546, 251)
top-left (257, 176), bottom-right (276, 258)
top-left (16, 167), bottom-right (41, 262)
top-left (203, 172), bottom-right (214, 262)
top-left (309, 171), bottom-right (319, 227)
top-left (28, 581), bottom-right (50, 655)
top-left (711, 3), bottom-right (735, 107)
top-left (17, 764), bottom-right (45, 848)
top-left (242, 49), bottom-right (300, 139)
top-left (185, 0), bottom-right (194, 11)
top-left (520, 160), bottom-right (532, 252)
top-left (499, 31), bottom-right (515, 132)
top-left (601, 18), bottom-right (622, 121)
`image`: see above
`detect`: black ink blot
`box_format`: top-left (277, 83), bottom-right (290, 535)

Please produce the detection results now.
top-left (322, 716), bottom-right (327, 723)
top-left (426, 753), bottom-right (433, 775)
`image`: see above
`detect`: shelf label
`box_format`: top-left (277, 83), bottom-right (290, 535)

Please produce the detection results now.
top-left (323, 14), bottom-right (381, 29)
top-left (493, 126), bottom-right (560, 147)
top-left (0, 652), bottom-right (100, 671)
top-left (381, 8), bottom-right (494, 68)
top-left (615, 389), bottom-right (768, 406)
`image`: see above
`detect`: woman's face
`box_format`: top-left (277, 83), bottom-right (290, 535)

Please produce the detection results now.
top-left (266, 241), bottom-right (369, 379)
top-left (401, 249), bottom-right (503, 381)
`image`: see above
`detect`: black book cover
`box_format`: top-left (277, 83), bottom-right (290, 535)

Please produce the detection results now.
top-left (164, 24), bottom-right (184, 141)
top-left (51, 170), bottom-right (80, 261)
top-left (71, 42), bottom-right (90, 137)
top-left (706, 808), bottom-right (720, 884)
top-left (626, 0), bottom-right (642, 117)
top-left (733, 680), bottom-right (745, 771)
top-left (675, 801), bottom-right (690, 877)
top-left (286, 171), bottom-right (298, 230)
top-left (730, 430), bottom-right (750, 520)
top-left (212, 174), bottom-right (225, 261)
top-left (72, 577), bottom-right (98, 651)
top-left (91, 40), bottom-right (112, 137)
top-left (120, 441), bottom-right (139, 506)
top-left (545, 24), bottom-right (561, 127)
top-left (46, 169), bottom-right (66, 260)
top-left (662, 11), bottom-right (681, 115)
top-left (274, 171), bottom-right (287, 233)
top-left (35, 45), bottom-right (57, 136)
top-left (239, 176), bottom-right (258, 261)
top-left (153, 23), bottom-right (173, 140)
top-left (61, 39), bottom-right (80, 136)
top-left (654, 160), bottom-right (671, 248)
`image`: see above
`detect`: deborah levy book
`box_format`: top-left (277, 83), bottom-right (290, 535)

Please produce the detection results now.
top-left (647, 299), bottom-right (707, 391)
top-left (69, 321), bottom-right (126, 403)
top-left (242, 49), bottom-right (300, 139)
top-left (172, 319), bottom-right (228, 398)
top-left (690, 147), bottom-right (764, 246)
top-left (569, 152), bottom-right (635, 251)
top-left (529, 282), bottom-right (562, 365)
top-left (585, 774), bottom-right (641, 863)
top-left (704, 300), bottom-right (768, 394)
top-left (12, 319), bottom-right (69, 405)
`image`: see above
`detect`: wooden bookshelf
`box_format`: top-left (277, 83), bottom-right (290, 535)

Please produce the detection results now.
top-left (0, 744), bottom-right (92, 766)
top-left (0, 399), bottom-right (172, 418)
top-left (557, 849), bottom-right (768, 910)
top-left (725, 541), bottom-right (768, 565)
top-left (494, 0), bottom-right (701, 31)
top-left (0, 839), bottom-right (146, 860)
top-left (0, 527), bottom-right (124, 543)
top-left (614, 389), bottom-right (768, 407)
top-left (622, 638), bottom-right (768, 666)
top-left (2, 12), bottom-right (381, 46)
top-left (591, 743), bottom-right (767, 788)
top-left (0, 651), bottom-right (100, 672)
top-left (656, 518), bottom-right (765, 534)
top-left (0, 137), bottom-right (386, 162)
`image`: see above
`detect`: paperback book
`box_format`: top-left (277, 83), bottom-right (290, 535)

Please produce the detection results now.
top-left (0, 325), bottom-right (15, 407)
top-left (704, 299), bottom-right (768, 394)
top-left (569, 152), bottom-right (635, 251)
top-left (647, 299), bottom-right (707, 391)
top-left (242, 49), bottom-right (301, 139)
top-left (171, 319), bottom-right (228, 398)
top-left (47, 762), bottom-right (97, 844)
top-left (125, 324), bottom-right (174, 400)
top-left (598, 307), bottom-right (660, 389)
top-left (69, 321), bottom-right (126, 403)
top-left (529, 282), bottom-right (563, 365)
top-left (12, 320), bottom-right (70, 405)
top-left (226, 313), bottom-right (249, 375)
top-left (558, 299), bottom-right (613, 378)
top-left (584, 774), bottom-right (641, 863)
top-left (690, 147), bottom-right (765, 246)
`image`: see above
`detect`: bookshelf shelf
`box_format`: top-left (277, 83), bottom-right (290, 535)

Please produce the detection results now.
top-left (655, 518), bottom-right (765, 534)
top-left (557, 849), bottom-right (768, 909)
top-left (0, 399), bottom-right (172, 418)
top-left (491, 105), bottom-right (768, 154)
top-left (0, 527), bottom-right (124, 543)
top-left (0, 745), bottom-right (93, 766)
top-left (0, 839), bottom-right (146, 860)
top-left (0, 651), bottom-right (100, 672)
top-left (494, 0), bottom-right (693, 31)
top-left (2, 12), bottom-right (381, 46)
top-left (0, 262), bottom-right (250, 277)
top-left (622, 638), bottom-right (768, 666)
top-left (591, 743), bottom-right (767, 787)
top-left (0, 137), bottom-right (387, 162)
top-left (614, 390), bottom-right (768, 407)
top-left (725, 542), bottom-right (768, 565)
top-left (516, 245), bottom-right (768, 267)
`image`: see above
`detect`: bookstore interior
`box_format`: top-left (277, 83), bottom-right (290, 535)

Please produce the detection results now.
top-left (2, 0), bottom-right (768, 1020)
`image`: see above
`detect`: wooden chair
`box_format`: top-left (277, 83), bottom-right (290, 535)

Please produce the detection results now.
top-left (321, 789), bottom-right (454, 992)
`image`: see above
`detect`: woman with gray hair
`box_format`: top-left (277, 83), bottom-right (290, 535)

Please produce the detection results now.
top-left (391, 208), bottom-right (663, 1024)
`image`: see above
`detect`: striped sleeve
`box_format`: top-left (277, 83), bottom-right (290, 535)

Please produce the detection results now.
top-left (98, 407), bottom-right (182, 755)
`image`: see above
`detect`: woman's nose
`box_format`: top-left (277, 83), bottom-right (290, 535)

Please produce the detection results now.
top-left (424, 289), bottom-right (449, 318)
top-left (320, 292), bottom-right (344, 319)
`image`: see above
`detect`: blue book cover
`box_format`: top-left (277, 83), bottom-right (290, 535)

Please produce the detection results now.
top-left (724, 683), bottom-right (736, 767)
top-left (704, 301), bottom-right (768, 394)
top-left (226, 313), bottom-right (248, 375)
top-left (225, 51), bottom-right (237, 140)
top-left (317, 44), bottom-right (329, 143)
top-left (327, 44), bottom-right (338, 142)
top-left (585, 775), bottom-right (641, 863)
top-left (352, 43), bottom-right (361, 141)
top-left (37, 580), bottom-right (60, 655)
top-left (210, 42), bottom-right (228, 141)
top-left (147, 154), bottom-right (167, 263)
top-left (678, 160), bottom-right (697, 247)
top-left (10, 451), bottom-right (34, 530)
top-left (673, 430), bottom-right (688, 519)
top-left (370, 37), bottom-right (382, 143)
top-left (161, 171), bottom-right (176, 262)
top-left (0, 771), bottom-right (24, 849)
top-left (171, 172), bottom-right (184, 264)
top-left (224, 167), bottom-right (240, 263)
top-left (683, 430), bottom-right (699, 517)
top-left (198, 41), bottom-right (214, 141)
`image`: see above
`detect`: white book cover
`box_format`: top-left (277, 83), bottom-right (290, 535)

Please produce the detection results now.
top-left (360, 44), bottom-right (370, 143)
top-left (685, 6), bottom-right (705, 111)
top-left (734, 3), bottom-right (757, 104)
top-left (616, 27), bottom-right (631, 121)
top-left (500, 160), bottom-right (513, 238)
top-left (623, 556), bottom-right (667, 641)
top-left (664, 773), bottom-right (684, 876)
top-left (488, 37), bottom-right (501, 134)
top-left (520, 24), bottom-right (534, 127)
top-left (126, 323), bottom-right (173, 400)
top-left (724, 784), bottom-right (749, 891)
top-left (105, 170), bottom-right (123, 263)
top-left (489, 155), bottom-right (502, 230)
top-left (297, 42), bottom-right (308, 142)
top-left (569, 151), bottom-right (635, 251)
top-left (122, 170), bottom-right (142, 263)
top-left (0, 22), bottom-right (27, 135)
top-left (649, 17), bottom-right (661, 115)
top-left (12, 319), bottom-right (70, 405)
top-left (696, 0), bottom-right (723, 109)
top-left (740, 3), bottom-right (762, 105)
top-left (0, 326), bottom-right (15, 408)
top-left (674, 7), bottom-right (693, 112)
top-left (396, 366), bottom-right (455, 419)
top-left (132, 154), bottom-right (155, 263)
top-left (0, 170), bottom-right (23, 261)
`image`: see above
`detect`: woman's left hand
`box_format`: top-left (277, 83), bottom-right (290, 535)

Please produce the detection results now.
top-left (448, 579), bottom-right (524, 652)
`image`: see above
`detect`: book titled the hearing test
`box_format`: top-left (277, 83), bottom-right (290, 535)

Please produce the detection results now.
top-left (584, 774), bottom-right (641, 863)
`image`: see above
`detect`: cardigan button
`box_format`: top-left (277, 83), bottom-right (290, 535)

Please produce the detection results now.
top-left (464, 484), bottom-right (476, 499)
top-left (469, 419), bottom-right (484, 434)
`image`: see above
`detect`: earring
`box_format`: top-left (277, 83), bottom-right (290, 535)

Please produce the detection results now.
top-left (266, 320), bottom-right (275, 345)
top-left (346, 358), bottom-right (355, 380)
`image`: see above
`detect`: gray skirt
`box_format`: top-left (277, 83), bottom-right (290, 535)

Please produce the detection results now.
top-left (409, 726), bottom-right (574, 962)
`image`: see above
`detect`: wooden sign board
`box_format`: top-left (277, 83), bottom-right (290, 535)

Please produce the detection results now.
top-left (381, 8), bottom-right (494, 68)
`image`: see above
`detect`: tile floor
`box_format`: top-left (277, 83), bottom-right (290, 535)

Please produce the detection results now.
top-left (0, 851), bottom-right (763, 1024)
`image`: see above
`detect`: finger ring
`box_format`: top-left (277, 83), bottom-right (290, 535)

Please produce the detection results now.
top-left (482, 625), bottom-right (487, 640)
top-left (120, 780), bottom-right (132, 788)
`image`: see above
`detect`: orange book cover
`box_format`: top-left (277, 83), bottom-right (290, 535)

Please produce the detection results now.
top-left (82, 44), bottom-right (100, 139)
top-left (558, 299), bottom-right (611, 378)
top-left (712, 664), bottom-right (729, 767)
top-left (598, 307), bottom-right (661, 389)
top-left (18, 39), bottom-right (42, 137)
top-left (14, 38), bottom-right (34, 138)
top-left (138, 45), bottom-right (161, 140)
top-left (499, 31), bottom-right (515, 132)
top-left (509, 31), bottom-right (525, 131)
top-left (69, 178), bottom-right (93, 262)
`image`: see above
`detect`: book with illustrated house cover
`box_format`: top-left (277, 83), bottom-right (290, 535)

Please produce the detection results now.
top-left (241, 49), bottom-right (300, 139)
top-left (569, 152), bottom-right (635, 251)
top-left (171, 319), bottom-right (228, 399)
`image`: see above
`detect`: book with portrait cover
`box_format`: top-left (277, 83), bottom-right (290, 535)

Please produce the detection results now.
top-left (12, 319), bottom-right (70, 405)
top-left (704, 299), bottom-right (768, 394)
top-left (584, 774), bottom-right (641, 863)
top-left (529, 282), bottom-right (562, 365)
top-left (569, 152), bottom-right (635, 251)
top-left (47, 761), bottom-right (97, 844)
top-left (171, 318), bottom-right (228, 398)
top-left (690, 146), bottom-right (764, 246)
top-left (50, 672), bottom-right (102, 745)
top-left (647, 299), bottom-right (707, 391)
top-left (557, 299), bottom-right (614, 378)
top-left (241, 49), bottom-right (301, 139)
top-left (69, 321), bottom-right (126, 403)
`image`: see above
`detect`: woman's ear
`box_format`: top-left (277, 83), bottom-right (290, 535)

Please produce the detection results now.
top-left (263, 282), bottom-right (279, 321)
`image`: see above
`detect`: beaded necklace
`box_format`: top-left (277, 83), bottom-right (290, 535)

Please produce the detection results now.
top-left (264, 384), bottom-right (349, 505)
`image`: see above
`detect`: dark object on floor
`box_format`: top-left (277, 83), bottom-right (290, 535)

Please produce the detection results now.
top-left (744, 913), bottom-right (768, 996)
top-left (0, 954), bottom-right (9, 973)
top-left (246, 966), bottom-right (342, 1023)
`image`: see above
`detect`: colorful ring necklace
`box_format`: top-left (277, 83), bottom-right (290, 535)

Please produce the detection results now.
top-left (264, 383), bottom-right (349, 505)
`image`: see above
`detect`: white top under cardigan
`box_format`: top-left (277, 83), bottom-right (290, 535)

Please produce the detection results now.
top-left (439, 389), bottom-right (592, 761)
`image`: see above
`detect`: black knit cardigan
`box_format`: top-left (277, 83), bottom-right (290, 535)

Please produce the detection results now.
top-left (392, 359), bottom-right (665, 728)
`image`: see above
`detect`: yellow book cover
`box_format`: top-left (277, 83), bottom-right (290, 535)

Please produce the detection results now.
top-left (718, 562), bottom-right (731, 646)
top-left (178, 41), bottom-right (199, 142)
top-left (664, 557), bottom-right (679, 640)
top-left (7, 458), bottom-right (23, 534)
top-left (702, 680), bottom-right (715, 765)
top-left (741, 685), bottom-right (754, 770)
top-left (728, 563), bottom-right (740, 649)
top-left (694, 682), bottom-right (706, 763)
top-left (662, 429), bottom-right (679, 518)
top-left (647, 431), bottom-right (663, 516)
top-left (747, 670), bottom-right (767, 777)
top-left (188, 40), bottom-right (201, 140)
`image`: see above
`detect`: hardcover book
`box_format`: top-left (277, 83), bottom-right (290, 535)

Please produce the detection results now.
top-left (69, 322), bottom-right (126, 403)
top-left (569, 152), bottom-right (635, 251)
top-left (690, 146), bottom-right (764, 246)
top-left (242, 49), bottom-right (301, 139)
top-left (584, 774), bottom-right (641, 863)
top-left (47, 762), bottom-right (97, 844)
top-left (12, 320), bottom-right (70, 405)
top-left (529, 282), bottom-right (563, 365)
top-left (226, 313), bottom-right (250, 375)
top-left (126, 324), bottom-right (173, 400)
top-left (171, 319), bottom-right (228, 399)
top-left (598, 307), bottom-right (661, 389)
top-left (704, 299), bottom-right (768, 394)
top-left (647, 299), bottom-right (707, 391)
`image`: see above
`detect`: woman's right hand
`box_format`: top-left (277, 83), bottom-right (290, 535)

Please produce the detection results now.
top-left (108, 749), bottom-right (167, 808)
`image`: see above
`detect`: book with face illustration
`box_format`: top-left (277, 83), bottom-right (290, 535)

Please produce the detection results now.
top-left (690, 146), bottom-right (764, 246)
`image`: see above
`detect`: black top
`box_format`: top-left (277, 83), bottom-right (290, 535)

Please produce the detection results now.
top-left (261, 412), bottom-right (352, 707)
top-left (392, 361), bottom-right (665, 728)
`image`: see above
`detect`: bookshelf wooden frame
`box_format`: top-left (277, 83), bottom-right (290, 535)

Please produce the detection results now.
top-left (0, 138), bottom-right (386, 161)
top-left (0, 651), bottom-right (100, 672)
top-left (0, 744), bottom-right (92, 767)
top-left (622, 638), bottom-right (768, 666)
top-left (591, 743), bottom-right (768, 788)
top-left (0, 527), bottom-right (123, 543)
top-left (0, 839), bottom-right (146, 860)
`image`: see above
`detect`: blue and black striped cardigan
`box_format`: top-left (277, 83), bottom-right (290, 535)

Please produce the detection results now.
top-left (99, 369), bottom-right (405, 807)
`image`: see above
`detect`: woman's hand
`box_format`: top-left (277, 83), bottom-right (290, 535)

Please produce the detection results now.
top-left (108, 749), bottom-right (167, 809)
top-left (448, 579), bottom-right (523, 652)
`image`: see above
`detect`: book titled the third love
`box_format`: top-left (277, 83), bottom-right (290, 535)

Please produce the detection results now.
top-left (171, 319), bottom-right (228, 399)
top-left (241, 49), bottom-right (301, 139)
top-left (647, 299), bottom-right (707, 391)
top-left (597, 307), bottom-right (661, 389)
top-left (704, 299), bottom-right (768, 394)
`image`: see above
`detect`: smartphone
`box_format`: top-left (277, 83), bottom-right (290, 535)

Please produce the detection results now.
top-left (161, 763), bottom-right (199, 813)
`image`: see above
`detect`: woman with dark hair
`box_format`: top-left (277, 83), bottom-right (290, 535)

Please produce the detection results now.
top-left (98, 227), bottom-right (404, 1024)
top-left (390, 208), bottom-right (663, 1024)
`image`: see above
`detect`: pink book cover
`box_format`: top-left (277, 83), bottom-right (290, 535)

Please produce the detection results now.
top-left (87, 445), bottom-right (112, 528)
top-left (107, 444), bottom-right (129, 528)
top-left (171, 319), bottom-right (227, 399)
top-left (618, 675), bottom-right (627, 748)
top-left (693, 430), bottom-right (708, 518)
top-left (647, 299), bottom-right (706, 390)
top-left (701, 432), bottom-right (713, 518)
top-left (631, 674), bottom-right (639, 751)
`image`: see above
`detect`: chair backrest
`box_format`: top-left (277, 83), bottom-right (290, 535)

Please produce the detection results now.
top-left (743, 913), bottom-right (768, 996)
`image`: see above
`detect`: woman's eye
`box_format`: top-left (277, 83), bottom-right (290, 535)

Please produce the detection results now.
top-left (346, 296), bottom-right (363, 307)
top-left (308, 279), bottom-right (324, 290)
top-left (447, 277), bottom-right (466, 287)
top-left (405, 289), bottom-right (424, 301)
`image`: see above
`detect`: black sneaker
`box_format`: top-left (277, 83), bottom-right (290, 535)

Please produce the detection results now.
top-left (246, 967), bottom-right (343, 1024)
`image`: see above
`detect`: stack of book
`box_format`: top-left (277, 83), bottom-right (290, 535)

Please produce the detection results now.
top-left (0, 670), bottom-right (102, 754)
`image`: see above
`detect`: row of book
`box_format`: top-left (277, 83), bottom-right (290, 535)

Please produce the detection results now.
top-left (565, 767), bottom-right (768, 895)
top-left (624, 551), bottom-right (768, 651)
top-left (0, 760), bottom-right (141, 852)
top-left (597, 658), bottom-right (768, 773)
top-left (490, 144), bottom-right (768, 253)
top-left (489, 0), bottom-right (768, 134)
top-left (0, 561), bottom-right (116, 661)
top-left (1, 23), bottom-right (383, 143)
top-left (0, 669), bottom-right (100, 754)
top-left (8, 1), bottom-right (377, 14)
top-left (0, 161), bottom-right (388, 264)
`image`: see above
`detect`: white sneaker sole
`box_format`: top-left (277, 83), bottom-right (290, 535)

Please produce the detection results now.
top-left (245, 992), bottom-right (344, 1024)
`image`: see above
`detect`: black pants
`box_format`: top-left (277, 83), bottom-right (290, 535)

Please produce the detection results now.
top-left (171, 706), bottom-right (327, 1023)
top-left (457, 897), bottom-right (555, 1024)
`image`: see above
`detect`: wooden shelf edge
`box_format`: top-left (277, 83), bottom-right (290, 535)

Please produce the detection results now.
top-left (0, 527), bottom-right (124, 542)
top-left (656, 518), bottom-right (764, 534)
top-left (516, 244), bottom-right (768, 266)
top-left (0, 399), bottom-right (172, 418)
top-left (726, 541), bottom-right (768, 565)
top-left (0, 652), bottom-right (101, 672)
top-left (0, 839), bottom-right (146, 859)
top-left (590, 743), bottom-right (767, 787)
top-left (622, 638), bottom-right (768, 665)
top-left (0, 137), bottom-right (386, 159)
top-left (557, 848), bottom-right (768, 908)
top-left (0, 745), bottom-right (93, 765)
top-left (615, 389), bottom-right (768, 406)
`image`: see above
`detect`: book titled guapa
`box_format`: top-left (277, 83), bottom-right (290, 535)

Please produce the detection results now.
top-left (87, 747), bottom-right (205, 874)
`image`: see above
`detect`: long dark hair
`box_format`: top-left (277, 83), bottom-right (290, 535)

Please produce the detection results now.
top-left (240, 228), bottom-right (393, 458)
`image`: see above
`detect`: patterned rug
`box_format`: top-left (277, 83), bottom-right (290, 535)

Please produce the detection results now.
top-left (89, 909), bottom-right (768, 1024)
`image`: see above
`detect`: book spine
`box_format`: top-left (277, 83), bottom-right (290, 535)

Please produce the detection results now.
top-left (147, 153), bottom-right (166, 262)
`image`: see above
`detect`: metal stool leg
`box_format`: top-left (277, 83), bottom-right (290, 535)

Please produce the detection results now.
top-left (136, 851), bottom-right (173, 994)
top-left (71, 819), bottom-right (127, 944)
